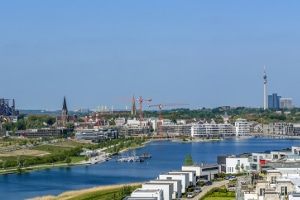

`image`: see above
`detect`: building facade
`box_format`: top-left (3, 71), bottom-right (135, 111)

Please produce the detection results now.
top-left (268, 93), bottom-right (281, 109)
top-left (235, 118), bottom-right (249, 136)
top-left (280, 98), bottom-right (293, 109)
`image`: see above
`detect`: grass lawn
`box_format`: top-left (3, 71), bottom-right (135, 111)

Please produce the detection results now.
top-left (30, 144), bottom-right (72, 153)
top-left (203, 197), bottom-right (235, 200)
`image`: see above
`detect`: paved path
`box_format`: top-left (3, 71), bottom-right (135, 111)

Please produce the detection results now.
top-left (183, 180), bottom-right (229, 200)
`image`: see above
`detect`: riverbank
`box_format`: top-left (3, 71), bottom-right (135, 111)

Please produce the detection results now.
top-left (27, 182), bottom-right (143, 200)
top-left (0, 139), bottom-right (151, 175)
top-left (2, 137), bottom-right (298, 200)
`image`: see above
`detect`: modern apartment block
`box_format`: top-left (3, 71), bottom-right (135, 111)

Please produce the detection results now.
top-left (235, 118), bottom-right (249, 136)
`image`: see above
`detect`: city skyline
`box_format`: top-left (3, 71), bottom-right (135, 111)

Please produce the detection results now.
top-left (1, 1), bottom-right (300, 110)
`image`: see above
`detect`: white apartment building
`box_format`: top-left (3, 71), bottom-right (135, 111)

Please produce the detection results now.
top-left (159, 173), bottom-right (188, 194)
top-left (235, 118), bottom-right (249, 136)
top-left (182, 164), bottom-right (220, 181)
top-left (130, 188), bottom-right (163, 200)
top-left (191, 123), bottom-right (234, 138)
top-left (142, 183), bottom-right (173, 200)
top-left (149, 179), bottom-right (182, 199)
top-left (226, 157), bottom-right (250, 174)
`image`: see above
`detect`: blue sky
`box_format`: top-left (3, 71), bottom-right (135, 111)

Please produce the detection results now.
top-left (1, 1), bottom-right (300, 111)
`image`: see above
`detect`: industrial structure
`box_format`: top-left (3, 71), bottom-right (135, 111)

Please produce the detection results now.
top-left (0, 98), bottom-right (17, 116)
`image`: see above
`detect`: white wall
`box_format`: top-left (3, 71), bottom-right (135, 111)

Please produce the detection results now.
top-left (226, 157), bottom-right (250, 174)
top-left (131, 188), bottom-right (163, 200)
top-left (142, 183), bottom-right (173, 200)
top-left (150, 179), bottom-right (182, 199)
top-left (159, 173), bottom-right (187, 194)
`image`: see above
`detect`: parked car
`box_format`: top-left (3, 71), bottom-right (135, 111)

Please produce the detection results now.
top-left (225, 175), bottom-right (237, 181)
top-left (195, 187), bottom-right (202, 193)
top-left (187, 192), bottom-right (194, 198)
top-left (205, 181), bottom-right (212, 185)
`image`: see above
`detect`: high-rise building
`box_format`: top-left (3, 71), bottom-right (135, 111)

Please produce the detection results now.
top-left (263, 65), bottom-right (267, 110)
top-left (280, 98), bottom-right (293, 109)
top-left (268, 93), bottom-right (281, 109)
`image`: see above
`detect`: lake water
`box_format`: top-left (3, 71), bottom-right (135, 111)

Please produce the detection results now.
top-left (1, 137), bottom-right (299, 200)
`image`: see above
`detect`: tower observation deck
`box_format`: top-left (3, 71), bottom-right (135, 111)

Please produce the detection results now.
top-left (263, 65), bottom-right (267, 110)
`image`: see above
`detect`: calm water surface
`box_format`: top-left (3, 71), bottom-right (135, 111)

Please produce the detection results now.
top-left (1, 137), bottom-right (299, 200)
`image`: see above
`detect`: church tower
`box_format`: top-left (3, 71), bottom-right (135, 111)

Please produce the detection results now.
top-left (62, 96), bottom-right (68, 125)
top-left (131, 95), bottom-right (136, 115)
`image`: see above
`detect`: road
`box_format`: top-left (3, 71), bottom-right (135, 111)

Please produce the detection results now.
top-left (184, 179), bottom-right (229, 200)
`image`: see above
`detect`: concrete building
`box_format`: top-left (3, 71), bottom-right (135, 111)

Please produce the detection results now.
top-left (182, 164), bottom-right (220, 181)
top-left (142, 182), bottom-right (173, 200)
top-left (20, 128), bottom-right (63, 138)
top-left (169, 170), bottom-right (196, 186)
top-left (226, 156), bottom-right (251, 174)
top-left (75, 129), bottom-right (118, 142)
top-left (149, 179), bottom-right (182, 199)
top-left (130, 188), bottom-right (163, 200)
top-left (235, 118), bottom-right (249, 136)
top-left (280, 98), bottom-right (293, 109)
top-left (159, 173), bottom-right (188, 194)
top-left (243, 168), bottom-right (297, 200)
top-left (190, 123), bottom-right (234, 138)
top-left (250, 152), bottom-right (271, 172)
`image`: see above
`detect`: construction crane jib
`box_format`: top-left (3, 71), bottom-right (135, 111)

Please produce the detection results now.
top-left (138, 96), bottom-right (152, 126)
top-left (113, 95), bottom-right (152, 126)
top-left (148, 103), bottom-right (189, 136)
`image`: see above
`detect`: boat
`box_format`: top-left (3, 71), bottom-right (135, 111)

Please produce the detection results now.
top-left (139, 152), bottom-right (152, 159)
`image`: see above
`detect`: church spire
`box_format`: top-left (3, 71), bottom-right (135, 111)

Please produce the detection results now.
top-left (131, 94), bottom-right (136, 115)
top-left (63, 96), bottom-right (68, 114)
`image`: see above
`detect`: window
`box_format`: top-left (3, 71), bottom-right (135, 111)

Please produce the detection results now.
top-left (271, 176), bottom-right (276, 184)
top-left (260, 188), bottom-right (265, 196)
top-left (281, 186), bottom-right (287, 195)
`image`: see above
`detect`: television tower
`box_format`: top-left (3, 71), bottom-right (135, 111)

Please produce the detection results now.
top-left (263, 65), bottom-right (267, 110)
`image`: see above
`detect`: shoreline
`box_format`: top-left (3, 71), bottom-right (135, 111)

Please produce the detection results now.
top-left (27, 182), bottom-right (144, 200)
top-left (2, 135), bottom-right (299, 175)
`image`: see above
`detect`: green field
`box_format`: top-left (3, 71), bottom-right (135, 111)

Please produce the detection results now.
top-left (203, 197), bottom-right (235, 200)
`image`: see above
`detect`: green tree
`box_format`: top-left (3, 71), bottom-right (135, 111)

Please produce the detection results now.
top-left (235, 164), bottom-right (240, 173)
top-left (2, 160), bottom-right (8, 170)
top-left (17, 155), bottom-right (23, 167)
top-left (109, 120), bottom-right (116, 125)
top-left (23, 160), bottom-right (28, 168)
top-left (65, 122), bottom-right (75, 133)
top-left (184, 153), bottom-right (194, 166)
top-left (65, 157), bottom-right (71, 165)
top-left (241, 163), bottom-right (244, 172)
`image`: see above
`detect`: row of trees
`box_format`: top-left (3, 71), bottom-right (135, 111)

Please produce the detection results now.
top-left (1, 115), bottom-right (56, 132)
top-left (1, 146), bottom-right (81, 170)
top-left (2, 107), bottom-right (300, 134)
